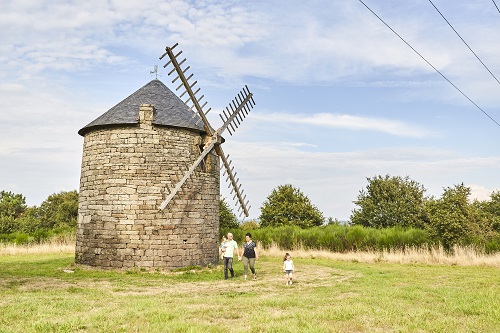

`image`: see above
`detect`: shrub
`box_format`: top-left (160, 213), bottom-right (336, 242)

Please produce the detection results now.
top-left (236, 224), bottom-right (434, 252)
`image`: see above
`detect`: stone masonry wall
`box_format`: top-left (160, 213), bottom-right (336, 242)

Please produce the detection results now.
top-left (76, 104), bottom-right (220, 270)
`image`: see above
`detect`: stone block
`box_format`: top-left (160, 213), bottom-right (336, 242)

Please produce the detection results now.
top-left (110, 260), bottom-right (123, 268)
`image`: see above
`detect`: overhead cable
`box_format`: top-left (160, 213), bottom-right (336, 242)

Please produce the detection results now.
top-left (492, 0), bottom-right (500, 14)
top-left (428, 0), bottom-right (500, 86)
top-left (357, 0), bottom-right (500, 128)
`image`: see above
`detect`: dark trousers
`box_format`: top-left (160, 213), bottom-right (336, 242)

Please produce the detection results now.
top-left (223, 257), bottom-right (234, 279)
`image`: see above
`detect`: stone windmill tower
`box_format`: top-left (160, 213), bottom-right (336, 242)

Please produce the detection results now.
top-left (76, 43), bottom-right (254, 270)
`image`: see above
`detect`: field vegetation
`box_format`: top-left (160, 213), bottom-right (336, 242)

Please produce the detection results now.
top-left (2, 175), bottom-right (500, 254)
top-left (1, 177), bottom-right (500, 331)
top-left (1, 243), bottom-right (499, 333)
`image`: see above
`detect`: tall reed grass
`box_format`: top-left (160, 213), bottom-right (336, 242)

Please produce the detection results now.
top-left (3, 224), bottom-right (499, 268)
top-left (0, 233), bottom-right (75, 255)
top-left (2, 232), bottom-right (498, 267)
top-left (233, 224), bottom-right (432, 252)
top-left (233, 224), bottom-right (500, 254)
top-left (260, 243), bottom-right (500, 267)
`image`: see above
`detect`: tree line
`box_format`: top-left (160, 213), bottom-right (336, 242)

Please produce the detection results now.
top-left (3, 174), bottom-right (500, 251)
top-left (350, 175), bottom-right (500, 249)
top-left (0, 190), bottom-right (78, 243)
top-left (220, 176), bottom-right (500, 251)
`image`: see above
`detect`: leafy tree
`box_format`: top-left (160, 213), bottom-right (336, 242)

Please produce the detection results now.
top-left (38, 190), bottom-right (79, 229)
top-left (425, 183), bottom-right (471, 248)
top-left (465, 191), bottom-right (500, 242)
top-left (468, 200), bottom-right (498, 241)
top-left (350, 175), bottom-right (427, 228)
top-left (259, 184), bottom-right (324, 228)
top-left (219, 197), bottom-right (238, 233)
top-left (487, 191), bottom-right (500, 214)
top-left (0, 191), bottom-right (27, 219)
top-left (480, 191), bottom-right (500, 232)
top-left (0, 216), bottom-right (16, 234)
top-left (0, 191), bottom-right (28, 234)
top-left (16, 207), bottom-right (42, 234)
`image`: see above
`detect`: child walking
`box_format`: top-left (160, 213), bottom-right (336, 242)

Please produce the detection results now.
top-left (220, 236), bottom-right (227, 259)
top-left (283, 253), bottom-right (294, 286)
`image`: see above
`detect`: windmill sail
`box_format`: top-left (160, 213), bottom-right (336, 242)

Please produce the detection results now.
top-left (159, 43), bottom-right (254, 216)
top-left (160, 43), bottom-right (213, 136)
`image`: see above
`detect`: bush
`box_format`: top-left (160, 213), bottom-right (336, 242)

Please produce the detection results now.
top-left (484, 236), bottom-right (500, 253)
top-left (0, 226), bottom-right (74, 245)
top-left (240, 219), bottom-right (260, 231)
top-left (0, 232), bottom-right (30, 244)
top-left (32, 229), bottom-right (51, 243)
top-left (229, 225), bottom-right (434, 252)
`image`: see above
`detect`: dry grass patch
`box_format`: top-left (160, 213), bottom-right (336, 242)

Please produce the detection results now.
top-left (3, 238), bottom-right (500, 267)
top-left (0, 256), bottom-right (357, 301)
top-left (261, 243), bottom-right (500, 267)
top-left (0, 238), bottom-right (75, 255)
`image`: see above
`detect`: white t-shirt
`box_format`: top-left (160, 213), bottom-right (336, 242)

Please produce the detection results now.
top-left (223, 240), bottom-right (238, 258)
top-left (284, 259), bottom-right (294, 270)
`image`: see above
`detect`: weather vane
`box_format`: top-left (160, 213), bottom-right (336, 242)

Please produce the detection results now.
top-left (150, 65), bottom-right (161, 79)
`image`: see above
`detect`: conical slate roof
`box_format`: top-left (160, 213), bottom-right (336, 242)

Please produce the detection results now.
top-left (78, 79), bottom-right (206, 136)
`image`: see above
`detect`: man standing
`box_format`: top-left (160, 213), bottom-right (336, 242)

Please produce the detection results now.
top-left (223, 233), bottom-right (240, 279)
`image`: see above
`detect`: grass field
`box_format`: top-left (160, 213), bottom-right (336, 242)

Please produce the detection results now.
top-left (1, 247), bottom-right (499, 333)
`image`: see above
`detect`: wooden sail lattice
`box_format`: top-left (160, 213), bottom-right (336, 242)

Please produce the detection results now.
top-left (159, 43), bottom-right (255, 217)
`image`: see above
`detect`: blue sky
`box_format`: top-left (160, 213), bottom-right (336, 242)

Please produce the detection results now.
top-left (1, 0), bottom-right (500, 220)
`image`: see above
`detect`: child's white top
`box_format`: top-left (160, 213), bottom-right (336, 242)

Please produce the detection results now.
top-left (284, 259), bottom-right (294, 270)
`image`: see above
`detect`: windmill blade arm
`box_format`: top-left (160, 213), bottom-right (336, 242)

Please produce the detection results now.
top-left (217, 90), bottom-right (254, 137)
top-left (162, 45), bottom-right (213, 136)
top-left (216, 146), bottom-right (250, 217)
top-left (159, 141), bottom-right (216, 211)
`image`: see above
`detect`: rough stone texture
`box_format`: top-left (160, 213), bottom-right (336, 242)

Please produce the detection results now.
top-left (75, 104), bottom-right (220, 270)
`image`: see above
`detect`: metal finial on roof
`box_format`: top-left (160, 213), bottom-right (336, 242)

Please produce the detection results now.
top-left (150, 65), bottom-right (161, 79)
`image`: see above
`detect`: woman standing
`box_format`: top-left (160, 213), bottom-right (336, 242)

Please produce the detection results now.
top-left (240, 232), bottom-right (258, 280)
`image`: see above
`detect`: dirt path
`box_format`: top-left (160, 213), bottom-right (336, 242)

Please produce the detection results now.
top-left (2, 260), bottom-right (360, 298)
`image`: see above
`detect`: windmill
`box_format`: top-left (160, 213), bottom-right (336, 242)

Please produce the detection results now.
top-left (158, 43), bottom-right (255, 218)
top-left (75, 43), bottom-right (254, 270)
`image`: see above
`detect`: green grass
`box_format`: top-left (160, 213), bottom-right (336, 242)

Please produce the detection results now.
top-left (0, 253), bottom-right (499, 333)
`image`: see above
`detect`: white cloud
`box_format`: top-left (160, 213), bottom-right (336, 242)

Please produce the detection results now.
top-left (3, 0), bottom-right (500, 90)
top-left (469, 184), bottom-right (497, 202)
top-left (2, 0), bottom-right (500, 220)
top-left (251, 112), bottom-right (430, 138)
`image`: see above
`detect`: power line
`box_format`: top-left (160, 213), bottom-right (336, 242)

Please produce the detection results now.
top-left (428, 0), bottom-right (500, 86)
top-left (492, 0), bottom-right (500, 14)
top-left (357, 0), bottom-right (500, 128)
